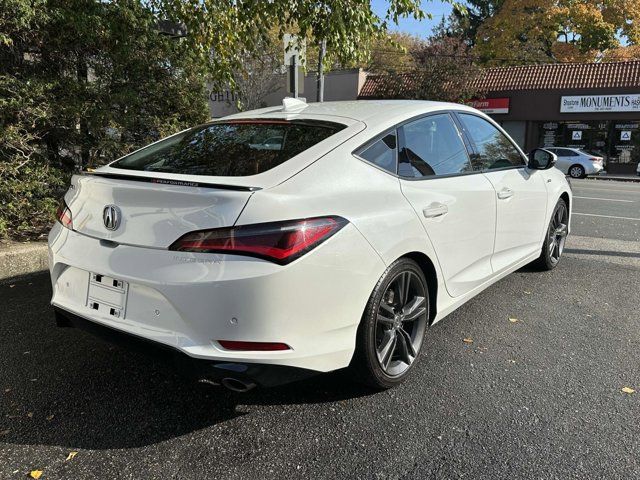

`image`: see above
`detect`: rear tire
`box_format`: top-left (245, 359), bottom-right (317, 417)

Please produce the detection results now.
top-left (534, 199), bottom-right (569, 271)
top-left (350, 258), bottom-right (429, 389)
top-left (568, 164), bottom-right (586, 179)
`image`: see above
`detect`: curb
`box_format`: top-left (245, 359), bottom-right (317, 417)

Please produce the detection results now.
top-left (591, 175), bottom-right (640, 183)
top-left (0, 242), bottom-right (48, 284)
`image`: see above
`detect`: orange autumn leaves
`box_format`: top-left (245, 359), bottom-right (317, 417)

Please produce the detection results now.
top-left (474, 0), bottom-right (640, 64)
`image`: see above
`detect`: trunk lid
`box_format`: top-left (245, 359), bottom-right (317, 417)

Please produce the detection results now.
top-left (65, 174), bottom-right (253, 249)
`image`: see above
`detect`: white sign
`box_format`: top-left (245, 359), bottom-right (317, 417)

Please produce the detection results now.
top-left (561, 94), bottom-right (640, 113)
top-left (621, 131), bottom-right (632, 141)
top-left (283, 34), bottom-right (306, 66)
top-left (572, 131), bottom-right (582, 140)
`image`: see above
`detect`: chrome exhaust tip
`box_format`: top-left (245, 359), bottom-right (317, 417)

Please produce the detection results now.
top-left (221, 377), bottom-right (256, 393)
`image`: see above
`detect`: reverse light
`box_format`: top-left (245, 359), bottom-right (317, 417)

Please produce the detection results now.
top-left (169, 216), bottom-right (348, 265)
top-left (218, 340), bottom-right (291, 351)
top-left (56, 200), bottom-right (73, 229)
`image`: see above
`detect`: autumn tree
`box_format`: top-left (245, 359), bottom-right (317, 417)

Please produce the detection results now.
top-left (473, 0), bottom-right (640, 64)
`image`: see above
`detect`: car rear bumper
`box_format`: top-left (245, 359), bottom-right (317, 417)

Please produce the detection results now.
top-left (53, 306), bottom-right (316, 387)
top-left (48, 222), bottom-right (384, 374)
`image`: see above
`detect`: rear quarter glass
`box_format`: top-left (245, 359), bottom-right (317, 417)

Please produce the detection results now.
top-left (110, 120), bottom-right (346, 177)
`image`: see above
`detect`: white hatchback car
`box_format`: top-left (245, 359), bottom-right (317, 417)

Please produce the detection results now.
top-left (49, 100), bottom-right (571, 390)
top-left (544, 147), bottom-right (604, 178)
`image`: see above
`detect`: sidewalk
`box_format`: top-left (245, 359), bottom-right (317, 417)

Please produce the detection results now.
top-left (0, 241), bottom-right (48, 283)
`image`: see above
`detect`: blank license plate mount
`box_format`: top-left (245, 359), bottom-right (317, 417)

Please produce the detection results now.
top-left (86, 272), bottom-right (129, 319)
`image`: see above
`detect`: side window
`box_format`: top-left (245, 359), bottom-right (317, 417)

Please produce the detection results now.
top-left (358, 133), bottom-right (397, 174)
top-left (397, 114), bottom-right (472, 178)
top-left (458, 114), bottom-right (526, 170)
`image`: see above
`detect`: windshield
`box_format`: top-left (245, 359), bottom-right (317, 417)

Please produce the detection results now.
top-left (110, 120), bottom-right (346, 177)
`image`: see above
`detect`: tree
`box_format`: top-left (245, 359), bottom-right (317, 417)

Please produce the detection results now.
top-left (152, 0), bottom-right (434, 90)
top-left (473, 0), bottom-right (640, 64)
top-left (1, 0), bottom-right (209, 238)
top-left (374, 35), bottom-right (486, 102)
top-left (446, 0), bottom-right (504, 45)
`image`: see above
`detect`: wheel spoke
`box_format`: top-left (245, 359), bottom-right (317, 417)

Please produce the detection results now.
top-left (396, 272), bottom-right (410, 306)
top-left (396, 328), bottom-right (415, 364)
top-left (377, 314), bottom-right (394, 327)
top-left (377, 330), bottom-right (397, 370)
top-left (402, 296), bottom-right (426, 321)
top-left (379, 302), bottom-right (395, 317)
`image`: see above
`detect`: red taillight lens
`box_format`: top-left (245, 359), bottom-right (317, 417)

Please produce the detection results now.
top-left (169, 216), bottom-right (348, 265)
top-left (218, 340), bottom-right (290, 351)
top-left (590, 157), bottom-right (603, 165)
top-left (56, 200), bottom-right (72, 229)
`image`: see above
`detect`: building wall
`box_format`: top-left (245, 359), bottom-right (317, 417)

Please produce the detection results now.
top-left (208, 68), bottom-right (364, 118)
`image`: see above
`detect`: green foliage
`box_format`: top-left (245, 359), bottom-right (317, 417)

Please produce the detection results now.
top-left (1, 0), bottom-right (209, 239)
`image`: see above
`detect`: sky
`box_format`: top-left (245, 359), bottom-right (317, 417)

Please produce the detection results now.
top-left (370, 0), bottom-right (455, 38)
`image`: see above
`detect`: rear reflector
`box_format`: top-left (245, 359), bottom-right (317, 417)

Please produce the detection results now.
top-left (56, 200), bottom-right (73, 229)
top-left (218, 340), bottom-right (290, 351)
top-left (169, 216), bottom-right (348, 265)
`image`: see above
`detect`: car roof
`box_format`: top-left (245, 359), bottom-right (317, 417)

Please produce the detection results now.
top-left (222, 99), bottom-right (479, 126)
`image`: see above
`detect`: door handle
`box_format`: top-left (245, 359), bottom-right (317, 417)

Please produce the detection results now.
top-left (497, 188), bottom-right (514, 200)
top-left (423, 203), bottom-right (448, 218)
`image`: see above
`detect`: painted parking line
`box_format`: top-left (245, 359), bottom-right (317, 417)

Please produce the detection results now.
top-left (573, 196), bottom-right (634, 203)
top-left (573, 212), bottom-right (640, 221)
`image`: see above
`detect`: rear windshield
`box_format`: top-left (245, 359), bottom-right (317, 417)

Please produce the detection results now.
top-left (110, 120), bottom-right (346, 176)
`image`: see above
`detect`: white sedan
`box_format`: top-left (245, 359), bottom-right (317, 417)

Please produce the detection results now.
top-left (49, 99), bottom-right (571, 391)
top-left (544, 147), bottom-right (604, 178)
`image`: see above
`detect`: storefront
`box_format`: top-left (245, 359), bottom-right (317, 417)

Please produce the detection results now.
top-left (466, 62), bottom-right (640, 174)
top-left (359, 61), bottom-right (640, 174)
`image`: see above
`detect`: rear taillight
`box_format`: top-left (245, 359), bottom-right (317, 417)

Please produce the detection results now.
top-left (590, 157), bottom-right (603, 165)
top-left (56, 200), bottom-right (72, 229)
top-left (169, 216), bottom-right (348, 265)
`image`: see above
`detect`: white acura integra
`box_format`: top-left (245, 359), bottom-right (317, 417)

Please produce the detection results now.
top-left (49, 99), bottom-right (571, 391)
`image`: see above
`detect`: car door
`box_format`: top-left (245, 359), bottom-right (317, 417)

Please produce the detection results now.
top-left (397, 113), bottom-right (497, 298)
top-left (553, 148), bottom-right (574, 173)
top-left (456, 113), bottom-right (549, 273)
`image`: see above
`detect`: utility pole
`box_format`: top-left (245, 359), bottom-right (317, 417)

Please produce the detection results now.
top-left (317, 39), bottom-right (326, 102)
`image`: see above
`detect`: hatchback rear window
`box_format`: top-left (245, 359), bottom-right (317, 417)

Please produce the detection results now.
top-left (111, 120), bottom-right (346, 176)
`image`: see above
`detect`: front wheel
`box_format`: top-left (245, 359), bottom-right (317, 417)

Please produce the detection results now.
top-left (534, 199), bottom-right (569, 270)
top-left (350, 258), bottom-right (429, 389)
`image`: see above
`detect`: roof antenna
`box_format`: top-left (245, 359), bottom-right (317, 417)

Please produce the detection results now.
top-left (282, 97), bottom-right (308, 113)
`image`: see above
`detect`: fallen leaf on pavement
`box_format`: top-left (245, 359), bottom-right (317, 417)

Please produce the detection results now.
top-left (463, 338), bottom-right (473, 344)
top-left (65, 451), bottom-right (78, 461)
top-left (509, 317), bottom-right (519, 323)
top-left (0, 429), bottom-right (9, 436)
top-left (524, 291), bottom-right (531, 295)
top-left (622, 387), bottom-right (635, 394)
top-left (46, 414), bottom-right (54, 421)
top-left (27, 412), bottom-right (33, 418)
top-left (30, 471), bottom-right (43, 479)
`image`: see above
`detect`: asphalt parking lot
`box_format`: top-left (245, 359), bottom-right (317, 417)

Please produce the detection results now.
top-left (1, 178), bottom-right (639, 479)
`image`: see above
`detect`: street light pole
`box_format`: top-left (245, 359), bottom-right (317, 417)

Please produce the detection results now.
top-left (317, 39), bottom-right (326, 102)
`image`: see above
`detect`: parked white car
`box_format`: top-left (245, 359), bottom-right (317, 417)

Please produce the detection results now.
top-left (544, 147), bottom-right (604, 178)
top-left (637, 161), bottom-right (640, 176)
top-left (49, 100), bottom-right (571, 390)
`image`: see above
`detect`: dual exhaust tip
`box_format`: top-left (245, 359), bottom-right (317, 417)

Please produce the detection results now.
top-left (199, 377), bottom-right (256, 393)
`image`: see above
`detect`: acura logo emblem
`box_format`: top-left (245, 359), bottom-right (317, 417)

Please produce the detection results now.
top-left (103, 205), bottom-right (121, 231)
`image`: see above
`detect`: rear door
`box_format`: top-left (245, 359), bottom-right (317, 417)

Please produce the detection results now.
top-left (397, 113), bottom-right (497, 298)
top-left (456, 113), bottom-right (548, 273)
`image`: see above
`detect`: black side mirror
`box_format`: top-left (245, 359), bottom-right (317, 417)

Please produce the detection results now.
top-left (528, 148), bottom-right (557, 170)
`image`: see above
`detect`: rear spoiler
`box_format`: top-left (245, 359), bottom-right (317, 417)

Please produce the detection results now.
top-left (84, 171), bottom-right (262, 192)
